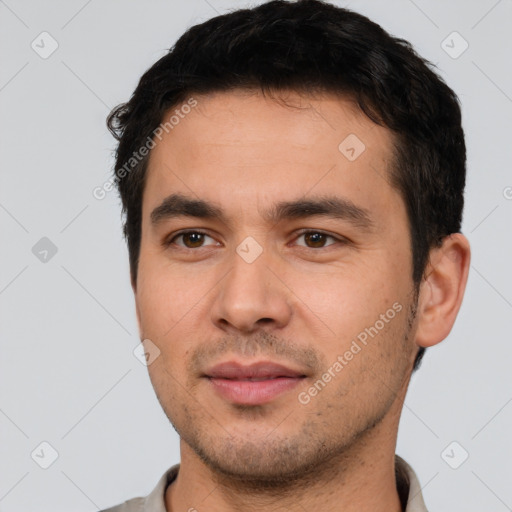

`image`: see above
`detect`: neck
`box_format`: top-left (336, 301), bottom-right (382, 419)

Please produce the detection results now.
top-left (165, 403), bottom-right (406, 512)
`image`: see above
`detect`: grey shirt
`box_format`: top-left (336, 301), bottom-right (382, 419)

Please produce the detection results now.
top-left (101, 455), bottom-right (428, 512)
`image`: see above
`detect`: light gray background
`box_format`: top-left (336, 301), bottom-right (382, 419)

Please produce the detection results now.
top-left (0, 0), bottom-right (511, 510)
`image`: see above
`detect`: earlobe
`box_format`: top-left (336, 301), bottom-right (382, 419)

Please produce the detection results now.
top-left (414, 233), bottom-right (471, 348)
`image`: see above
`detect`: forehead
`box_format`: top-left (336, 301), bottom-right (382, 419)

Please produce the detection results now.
top-left (143, 89), bottom-right (401, 223)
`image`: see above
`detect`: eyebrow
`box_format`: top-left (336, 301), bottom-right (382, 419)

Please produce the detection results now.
top-left (150, 193), bottom-right (374, 230)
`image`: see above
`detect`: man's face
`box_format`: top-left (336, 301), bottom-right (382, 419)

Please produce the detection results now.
top-left (135, 89), bottom-right (419, 481)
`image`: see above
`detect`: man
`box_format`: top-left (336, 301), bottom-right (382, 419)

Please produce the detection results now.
top-left (103, 1), bottom-right (470, 510)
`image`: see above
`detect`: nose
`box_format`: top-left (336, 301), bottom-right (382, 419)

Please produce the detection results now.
top-left (210, 248), bottom-right (293, 334)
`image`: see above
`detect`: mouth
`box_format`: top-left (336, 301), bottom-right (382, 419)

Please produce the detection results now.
top-left (203, 360), bottom-right (307, 405)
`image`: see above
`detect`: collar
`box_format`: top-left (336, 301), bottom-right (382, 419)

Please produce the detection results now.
top-left (138, 455), bottom-right (428, 512)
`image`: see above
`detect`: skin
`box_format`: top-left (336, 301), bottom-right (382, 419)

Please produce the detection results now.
top-left (133, 89), bottom-right (471, 512)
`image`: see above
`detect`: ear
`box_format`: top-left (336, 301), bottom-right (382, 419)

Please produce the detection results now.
top-left (415, 233), bottom-right (471, 348)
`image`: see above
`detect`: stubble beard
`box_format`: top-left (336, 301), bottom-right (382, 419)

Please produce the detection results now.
top-left (154, 297), bottom-right (418, 492)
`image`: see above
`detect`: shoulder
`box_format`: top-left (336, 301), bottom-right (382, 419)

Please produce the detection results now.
top-left (100, 496), bottom-right (145, 512)
top-left (99, 465), bottom-right (180, 512)
top-left (395, 455), bottom-right (429, 512)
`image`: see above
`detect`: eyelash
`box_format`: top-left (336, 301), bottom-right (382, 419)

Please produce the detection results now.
top-left (164, 229), bottom-right (346, 250)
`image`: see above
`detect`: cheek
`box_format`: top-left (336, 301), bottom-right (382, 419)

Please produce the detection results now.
top-left (136, 257), bottom-right (212, 338)
top-left (285, 257), bottom-right (405, 336)
top-left (135, 260), bottom-right (219, 391)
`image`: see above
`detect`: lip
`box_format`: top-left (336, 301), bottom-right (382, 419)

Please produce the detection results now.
top-left (205, 360), bottom-right (306, 379)
top-left (204, 360), bottom-right (307, 405)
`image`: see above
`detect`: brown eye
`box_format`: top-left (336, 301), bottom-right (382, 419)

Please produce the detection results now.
top-left (304, 232), bottom-right (328, 248)
top-left (296, 231), bottom-right (337, 248)
top-left (169, 231), bottom-right (217, 249)
top-left (181, 232), bottom-right (205, 248)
